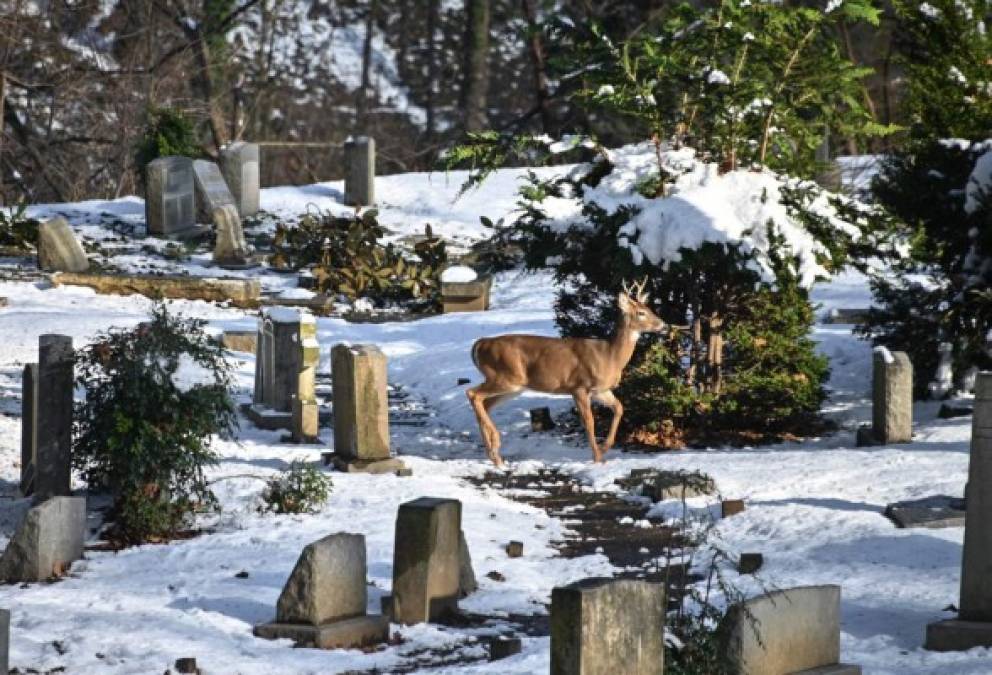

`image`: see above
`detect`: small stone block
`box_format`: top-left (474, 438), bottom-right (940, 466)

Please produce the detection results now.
top-left (722, 499), bottom-right (746, 518)
top-left (855, 425), bottom-right (877, 447)
top-left (530, 407), bottom-right (554, 432)
top-left (884, 495), bottom-right (965, 529)
top-left (925, 619), bottom-right (992, 651)
top-left (253, 615), bottom-right (389, 650)
top-left (457, 377), bottom-right (471, 385)
top-left (645, 473), bottom-right (716, 502)
top-left (174, 657), bottom-right (198, 674)
top-left (738, 553), bottom-right (763, 574)
top-left (441, 277), bottom-right (492, 313)
top-left (505, 541), bottom-right (524, 558)
top-left (489, 636), bottom-right (522, 661)
top-left (791, 665), bottom-right (862, 675)
top-left (395, 467), bottom-right (413, 477)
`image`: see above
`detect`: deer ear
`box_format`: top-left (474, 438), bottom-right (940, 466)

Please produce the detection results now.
top-left (618, 292), bottom-right (632, 312)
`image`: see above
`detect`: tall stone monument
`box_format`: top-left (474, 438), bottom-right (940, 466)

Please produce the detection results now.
top-left (20, 363), bottom-right (37, 496)
top-left (858, 347), bottom-right (913, 446)
top-left (344, 136), bottom-right (375, 206)
top-left (220, 141), bottom-right (260, 217)
top-left (192, 159), bottom-right (237, 223)
top-left (246, 308), bottom-right (320, 438)
top-left (926, 372), bottom-right (992, 651)
top-left (21, 336), bottom-right (73, 500)
top-left (145, 156), bottom-right (201, 238)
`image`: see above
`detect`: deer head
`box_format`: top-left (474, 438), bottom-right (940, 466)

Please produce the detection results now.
top-left (619, 279), bottom-right (666, 333)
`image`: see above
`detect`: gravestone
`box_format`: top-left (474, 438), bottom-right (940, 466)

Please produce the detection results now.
top-left (211, 204), bottom-right (250, 268)
top-left (0, 608), bottom-right (8, 674)
top-left (37, 217), bottom-right (88, 272)
top-left (344, 136), bottom-right (375, 206)
top-left (145, 156), bottom-right (200, 238)
top-left (926, 373), bottom-right (992, 651)
top-left (441, 276), bottom-right (492, 313)
top-left (719, 585), bottom-right (861, 674)
top-left (35, 335), bottom-right (73, 500)
top-left (858, 348), bottom-right (913, 446)
top-left (192, 160), bottom-right (237, 223)
top-left (220, 141), bottom-right (260, 217)
top-left (254, 533), bottom-right (389, 649)
top-left (19, 363), bottom-right (37, 496)
top-left (330, 344), bottom-right (402, 471)
top-left (391, 497), bottom-right (462, 624)
top-left (929, 342), bottom-right (954, 399)
top-left (550, 578), bottom-right (665, 675)
top-left (0, 496), bottom-right (85, 582)
top-left (246, 308), bottom-right (320, 436)
top-left (884, 495), bottom-right (965, 529)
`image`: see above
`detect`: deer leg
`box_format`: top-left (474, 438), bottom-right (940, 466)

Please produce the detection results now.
top-left (466, 383), bottom-right (515, 467)
top-left (572, 389), bottom-right (603, 463)
top-left (595, 390), bottom-right (624, 457)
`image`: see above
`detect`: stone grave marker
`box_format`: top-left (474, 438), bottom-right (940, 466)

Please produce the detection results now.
top-left (441, 276), bottom-right (493, 313)
top-left (329, 344), bottom-right (404, 472)
top-left (926, 372), bottom-right (992, 651)
top-left (211, 204), bottom-right (250, 268)
top-left (220, 141), bottom-right (260, 217)
top-left (391, 497), bottom-right (462, 624)
top-left (344, 136), bottom-right (375, 206)
top-left (19, 363), bottom-right (37, 496)
top-left (254, 532), bottom-right (389, 649)
top-left (884, 495), bottom-right (965, 529)
top-left (857, 348), bottom-right (913, 446)
top-left (145, 156), bottom-right (201, 238)
top-left (37, 217), bottom-right (88, 273)
top-left (929, 342), bottom-right (954, 399)
top-left (550, 577), bottom-right (665, 675)
top-left (719, 585), bottom-right (861, 674)
top-left (192, 159), bottom-right (237, 224)
top-left (0, 496), bottom-right (85, 582)
top-left (33, 335), bottom-right (73, 500)
top-left (246, 308), bottom-right (320, 438)
top-left (0, 608), bottom-right (8, 674)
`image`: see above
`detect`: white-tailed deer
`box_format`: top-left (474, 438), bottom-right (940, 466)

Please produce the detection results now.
top-left (467, 280), bottom-right (666, 467)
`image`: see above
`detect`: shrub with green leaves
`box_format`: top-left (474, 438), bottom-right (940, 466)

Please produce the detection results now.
top-left (73, 304), bottom-right (236, 544)
top-left (135, 107), bottom-right (202, 184)
top-left (0, 201), bottom-right (40, 250)
top-left (269, 208), bottom-right (447, 308)
top-left (260, 461), bottom-right (333, 515)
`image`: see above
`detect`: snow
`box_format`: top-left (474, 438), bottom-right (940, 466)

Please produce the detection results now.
top-left (0, 162), bottom-right (988, 673)
top-left (441, 266), bottom-right (478, 283)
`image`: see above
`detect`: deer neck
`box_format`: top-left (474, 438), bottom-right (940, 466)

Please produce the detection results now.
top-left (609, 317), bottom-right (640, 370)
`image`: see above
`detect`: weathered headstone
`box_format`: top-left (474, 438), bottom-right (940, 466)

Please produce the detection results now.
top-left (871, 348), bottom-right (913, 444)
top-left (0, 496), bottom-right (85, 582)
top-left (145, 156), bottom-right (200, 238)
top-left (254, 533), bottom-right (389, 649)
top-left (35, 335), bottom-right (73, 500)
top-left (211, 204), bottom-right (250, 268)
top-left (330, 344), bottom-right (401, 471)
top-left (489, 636), bottom-right (522, 661)
top-left (220, 141), bottom-right (260, 217)
top-left (37, 217), bottom-right (88, 272)
top-left (926, 373), bottom-right (992, 651)
top-left (719, 585), bottom-right (861, 674)
top-left (344, 136), bottom-right (375, 206)
top-left (391, 497), bottom-right (462, 624)
top-left (192, 160), bottom-right (237, 223)
top-left (441, 276), bottom-right (492, 314)
top-left (929, 342), bottom-right (954, 399)
top-left (550, 578), bottom-right (665, 675)
top-left (19, 363), bottom-right (37, 497)
top-left (246, 308), bottom-right (320, 435)
top-left (0, 608), bottom-right (8, 674)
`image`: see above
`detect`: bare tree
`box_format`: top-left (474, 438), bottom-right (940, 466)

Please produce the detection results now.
top-left (461, 0), bottom-right (491, 132)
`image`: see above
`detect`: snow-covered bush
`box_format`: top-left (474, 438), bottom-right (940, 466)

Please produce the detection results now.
top-left (858, 0), bottom-right (992, 395)
top-left (73, 305), bottom-right (237, 544)
top-left (260, 461), bottom-right (332, 515)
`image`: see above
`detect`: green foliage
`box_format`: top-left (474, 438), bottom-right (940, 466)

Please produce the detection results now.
top-left (270, 208), bottom-right (447, 308)
top-left (0, 201), bottom-right (40, 250)
top-left (261, 461), bottom-right (333, 515)
top-left (860, 0), bottom-right (992, 394)
top-left (135, 107), bottom-right (202, 183)
top-left (73, 304), bottom-right (236, 544)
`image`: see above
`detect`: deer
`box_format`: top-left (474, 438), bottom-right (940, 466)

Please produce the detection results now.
top-left (466, 280), bottom-right (666, 467)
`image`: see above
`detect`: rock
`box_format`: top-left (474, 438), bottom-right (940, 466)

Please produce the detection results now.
top-left (395, 467), bottom-right (414, 477)
top-left (885, 495), bottom-right (965, 529)
top-left (0, 496), bottom-right (85, 582)
top-left (275, 533), bottom-right (367, 625)
top-left (37, 217), bottom-right (88, 272)
top-left (489, 636), bottom-right (522, 660)
top-left (174, 657), bottom-right (198, 674)
top-left (551, 577), bottom-right (665, 675)
top-left (738, 552), bottom-right (763, 574)
top-left (505, 541), bottom-right (523, 558)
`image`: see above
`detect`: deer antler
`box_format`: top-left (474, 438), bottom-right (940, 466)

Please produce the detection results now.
top-left (632, 277), bottom-right (649, 303)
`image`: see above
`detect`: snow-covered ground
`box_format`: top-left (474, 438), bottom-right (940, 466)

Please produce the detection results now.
top-left (1, 167), bottom-right (987, 674)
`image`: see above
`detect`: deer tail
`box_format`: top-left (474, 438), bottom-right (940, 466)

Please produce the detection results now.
top-left (470, 339), bottom-right (483, 370)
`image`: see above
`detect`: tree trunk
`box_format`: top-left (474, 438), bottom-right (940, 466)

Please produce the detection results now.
top-left (193, 33), bottom-right (228, 153)
top-left (0, 71), bottom-right (5, 204)
top-left (425, 0), bottom-right (439, 140)
top-left (358, 0), bottom-right (377, 133)
top-left (708, 313), bottom-right (724, 395)
top-left (521, 0), bottom-right (552, 134)
top-left (461, 0), bottom-right (491, 133)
